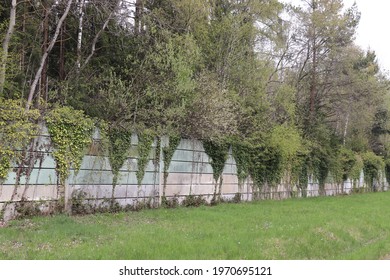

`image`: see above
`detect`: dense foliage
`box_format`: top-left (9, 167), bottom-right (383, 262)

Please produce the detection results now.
top-left (1, 0), bottom-right (390, 189)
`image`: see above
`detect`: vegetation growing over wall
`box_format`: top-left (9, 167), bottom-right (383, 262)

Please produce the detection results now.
top-left (162, 135), bottom-right (181, 198)
top-left (107, 127), bottom-right (132, 186)
top-left (45, 106), bottom-right (94, 185)
top-left (203, 140), bottom-right (229, 181)
top-left (362, 151), bottom-right (385, 190)
top-left (1, 0), bottom-right (390, 206)
top-left (136, 130), bottom-right (155, 186)
top-left (0, 98), bottom-right (39, 180)
top-left (203, 140), bottom-right (229, 202)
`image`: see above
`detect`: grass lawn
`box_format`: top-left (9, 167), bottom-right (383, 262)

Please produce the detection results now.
top-left (1, 192), bottom-right (390, 260)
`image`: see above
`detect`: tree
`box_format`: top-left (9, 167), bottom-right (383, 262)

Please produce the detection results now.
top-left (26, 0), bottom-right (74, 111)
top-left (0, 0), bottom-right (16, 95)
top-left (293, 0), bottom-right (360, 133)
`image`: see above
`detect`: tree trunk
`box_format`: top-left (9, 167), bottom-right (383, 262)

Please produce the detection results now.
top-left (0, 0), bottom-right (17, 95)
top-left (20, 1), bottom-right (26, 71)
top-left (310, 16), bottom-right (317, 119)
top-left (309, 2), bottom-right (317, 120)
top-left (59, 23), bottom-right (66, 81)
top-left (40, 2), bottom-right (50, 103)
top-left (26, 0), bottom-right (74, 111)
top-left (76, 0), bottom-right (86, 71)
top-left (134, 0), bottom-right (144, 35)
top-left (343, 110), bottom-right (350, 145)
top-left (309, 38), bottom-right (317, 117)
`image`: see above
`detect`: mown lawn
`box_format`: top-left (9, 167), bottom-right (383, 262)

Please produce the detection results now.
top-left (1, 192), bottom-right (390, 260)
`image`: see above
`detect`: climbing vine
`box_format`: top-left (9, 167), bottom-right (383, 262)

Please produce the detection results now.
top-left (45, 106), bottom-right (94, 184)
top-left (163, 135), bottom-right (181, 184)
top-left (203, 140), bottom-right (229, 181)
top-left (136, 130), bottom-right (155, 186)
top-left (248, 144), bottom-right (283, 187)
top-left (0, 98), bottom-right (39, 180)
top-left (0, 150), bottom-right (12, 180)
top-left (385, 158), bottom-right (390, 186)
top-left (231, 139), bottom-right (284, 189)
top-left (350, 154), bottom-right (364, 182)
top-left (331, 147), bottom-right (357, 183)
top-left (362, 151), bottom-right (385, 190)
top-left (295, 158), bottom-right (309, 196)
top-left (231, 140), bottom-right (251, 184)
top-left (203, 140), bottom-right (230, 203)
top-left (160, 135), bottom-right (181, 204)
top-left (108, 127), bottom-right (133, 186)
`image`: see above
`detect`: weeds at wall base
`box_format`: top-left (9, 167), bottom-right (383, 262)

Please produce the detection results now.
top-left (181, 195), bottom-right (207, 207)
top-left (232, 192), bottom-right (241, 203)
top-left (2, 183), bottom-right (389, 221)
top-left (162, 196), bottom-right (179, 209)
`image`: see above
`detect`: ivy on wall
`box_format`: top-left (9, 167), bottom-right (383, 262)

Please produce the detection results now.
top-left (0, 98), bottom-right (39, 180)
top-left (45, 106), bottom-right (94, 185)
top-left (362, 151), bottom-right (385, 190)
top-left (136, 130), bottom-right (155, 186)
top-left (385, 159), bottom-right (390, 186)
top-left (248, 144), bottom-right (283, 187)
top-left (203, 140), bottom-right (229, 203)
top-left (0, 150), bottom-right (13, 180)
top-left (231, 139), bottom-right (284, 189)
top-left (332, 147), bottom-right (357, 183)
top-left (203, 140), bottom-right (229, 181)
top-left (163, 135), bottom-right (181, 184)
top-left (108, 127), bottom-right (133, 186)
top-left (231, 140), bottom-right (251, 184)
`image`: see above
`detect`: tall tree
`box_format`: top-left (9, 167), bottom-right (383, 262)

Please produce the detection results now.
top-left (26, 0), bottom-right (74, 110)
top-left (0, 0), bottom-right (16, 95)
top-left (293, 0), bottom-right (360, 132)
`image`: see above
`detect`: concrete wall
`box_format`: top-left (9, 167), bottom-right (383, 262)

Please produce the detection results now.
top-left (0, 130), bottom-right (388, 221)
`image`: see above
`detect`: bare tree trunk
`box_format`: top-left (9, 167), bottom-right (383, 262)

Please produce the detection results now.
top-left (309, 31), bottom-right (317, 118)
top-left (26, 0), bottom-right (74, 111)
top-left (134, 0), bottom-right (144, 35)
top-left (40, 2), bottom-right (50, 103)
top-left (309, 0), bottom-right (317, 122)
top-left (76, 0), bottom-right (86, 71)
top-left (20, 1), bottom-right (26, 71)
top-left (59, 23), bottom-right (66, 81)
top-left (0, 0), bottom-right (17, 95)
top-left (343, 110), bottom-right (350, 145)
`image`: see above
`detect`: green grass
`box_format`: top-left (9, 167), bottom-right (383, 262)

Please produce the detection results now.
top-left (2, 192), bottom-right (390, 260)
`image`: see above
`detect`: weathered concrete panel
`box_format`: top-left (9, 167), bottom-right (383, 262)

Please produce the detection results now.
top-left (87, 185), bottom-right (112, 199)
top-left (165, 184), bottom-right (192, 196)
top-left (31, 154), bottom-right (56, 169)
top-left (222, 171), bottom-right (239, 184)
top-left (168, 160), bottom-right (213, 174)
top-left (78, 156), bottom-right (112, 171)
top-left (165, 172), bottom-right (210, 186)
top-left (166, 172), bottom-right (214, 186)
top-left (171, 149), bottom-right (195, 162)
top-left (36, 185), bottom-right (58, 200)
top-left (190, 184), bottom-right (215, 196)
top-left (0, 185), bottom-right (14, 201)
top-left (2, 129), bottom-right (388, 222)
top-left (113, 184), bottom-right (156, 198)
top-left (70, 170), bottom-right (114, 185)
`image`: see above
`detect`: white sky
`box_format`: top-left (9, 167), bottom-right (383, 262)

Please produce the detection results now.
top-left (344, 0), bottom-right (390, 73)
top-left (283, 0), bottom-right (390, 74)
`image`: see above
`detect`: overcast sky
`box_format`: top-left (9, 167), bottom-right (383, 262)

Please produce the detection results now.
top-left (283, 0), bottom-right (390, 74)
